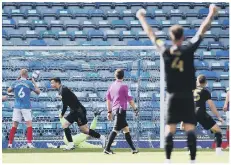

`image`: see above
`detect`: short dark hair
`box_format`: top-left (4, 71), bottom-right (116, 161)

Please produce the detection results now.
top-left (115, 69), bottom-right (124, 79)
top-left (198, 75), bottom-right (207, 84)
top-left (50, 77), bottom-right (61, 84)
top-left (169, 25), bottom-right (184, 41)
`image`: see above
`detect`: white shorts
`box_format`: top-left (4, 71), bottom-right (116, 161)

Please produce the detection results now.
top-left (12, 109), bottom-right (32, 122)
top-left (226, 111), bottom-right (229, 125)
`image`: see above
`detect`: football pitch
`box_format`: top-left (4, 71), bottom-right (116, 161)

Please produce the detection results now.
top-left (2, 148), bottom-right (230, 163)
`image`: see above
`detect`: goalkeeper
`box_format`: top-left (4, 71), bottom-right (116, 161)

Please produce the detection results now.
top-left (47, 111), bottom-right (102, 149)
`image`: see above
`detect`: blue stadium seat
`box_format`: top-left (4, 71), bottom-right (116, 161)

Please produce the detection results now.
top-left (184, 29), bottom-right (196, 37)
top-left (74, 9), bottom-right (89, 17)
top-left (50, 20), bottom-right (63, 29)
top-left (219, 91), bottom-right (227, 100)
top-left (177, 20), bottom-right (190, 27)
top-left (211, 91), bottom-right (219, 101)
top-left (216, 50), bottom-right (229, 59)
top-left (208, 41), bottom-right (224, 49)
top-left (214, 101), bottom-right (224, 110)
top-left (197, 70), bottom-right (218, 80)
top-left (127, 40), bottom-right (143, 46)
top-left (63, 20), bottom-right (80, 30)
top-left (105, 9), bottom-right (120, 18)
top-left (25, 9), bottom-right (41, 19)
top-left (120, 30), bottom-right (136, 39)
top-left (224, 61), bottom-right (229, 71)
top-left (2, 29), bottom-right (7, 38)
top-left (198, 8), bottom-right (209, 16)
top-left (222, 19), bottom-right (229, 27)
top-left (191, 19), bottom-right (203, 28)
top-left (219, 72), bottom-right (229, 80)
top-left (9, 9), bottom-right (24, 17)
top-left (2, 19), bottom-right (16, 28)
top-left (32, 20), bottom-right (48, 30)
top-left (40, 30), bottom-right (56, 39)
top-left (200, 50), bottom-right (216, 59)
top-left (211, 61), bottom-right (224, 70)
top-left (146, 19), bottom-right (160, 27)
top-left (30, 39), bottom-right (47, 46)
top-left (161, 20), bottom-right (175, 27)
top-left (89, 9), bottom-right (105, 17)
top-left (82, 20), bottom-right (96, 28)
top-left (88, 29), bottom-right (104, 38)
top-left (111, 20), bottom-right (129, 29)
top-left (143, 40), bottom-right (153, 46)
top-left (194, 60), bottom-right (209, 70)
top-left (56, 9), bottom-right (72, 18)
top-left (97, 20), bottom-right (110, 28)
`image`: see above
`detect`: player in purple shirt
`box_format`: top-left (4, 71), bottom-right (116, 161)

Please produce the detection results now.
top-left (104, 69), bottom-right (139, 154)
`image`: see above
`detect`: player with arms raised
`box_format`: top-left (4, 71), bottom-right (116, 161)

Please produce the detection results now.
top-left (136, 4), bottom-right (218, 163)
top-left (7, 69), bottom-right (40, 148)
top-left (181, 75), bottom-right (224, 155)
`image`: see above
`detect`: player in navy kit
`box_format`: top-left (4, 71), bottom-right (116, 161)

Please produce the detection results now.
top-left (137, 4), bottom-right (218, 163)
top-left (181, 75), bottom-right (224, 155)
top-left (7, 69), bottom-right (40, 148)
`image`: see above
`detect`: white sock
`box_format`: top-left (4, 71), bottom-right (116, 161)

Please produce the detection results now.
top-left (68, 142), bottom-right (74, 146)
top-left (190, 160), bottom-right (196, 163)
top-left (165, 159), bottom-right (171, 163)
top-left (27, 143), bottom-right (32, 146)
top-left (8, 144), bottom-right (12, 147)
top-left (216, 147), bottom-right (222, 155)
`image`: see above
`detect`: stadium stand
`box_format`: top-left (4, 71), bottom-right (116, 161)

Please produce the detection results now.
top-left (2, 2), bottom-right (229, 148)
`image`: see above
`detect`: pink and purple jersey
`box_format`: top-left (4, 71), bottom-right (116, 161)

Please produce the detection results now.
top-left (106, 80), bottom-right (133, 111)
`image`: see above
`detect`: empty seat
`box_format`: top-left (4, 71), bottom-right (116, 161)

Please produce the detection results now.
top-left (111, 20), bottom-right (129, 29)
top-left (216, 50), bottom-right (229, 59)
top-left (194, 60), bottom-right (209, 70)
top-left (197, 70), bottom-right (218, 80)
top-left (127, 40), bottom-right (143, 46)
top-left (30, 39), bottom-right (47, 46)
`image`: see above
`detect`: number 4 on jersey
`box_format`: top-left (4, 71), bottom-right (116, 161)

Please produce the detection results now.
top-left (171, 57), bottom-right (184, 72)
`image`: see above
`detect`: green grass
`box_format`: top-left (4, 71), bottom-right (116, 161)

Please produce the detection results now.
top-left (2, 150), bottom-right (229, 163)
top-left (2, 148), bottom-right (229, 153)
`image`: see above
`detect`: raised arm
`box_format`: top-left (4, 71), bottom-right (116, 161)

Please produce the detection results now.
top-left (31, 78), bottom-right (41, 95)
top-left (136, 9), bottom-right (164, 52)
top-left (196, 4), bottom-right (218, 38)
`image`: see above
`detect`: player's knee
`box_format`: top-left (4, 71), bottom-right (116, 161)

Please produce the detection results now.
top-left (212, 125), bottom-right (222, 133)
top-left (186, 131), bottom-right (196, 145)
top-left (26, 120), bottom-right (32, 127)
top-left (165, 133), bottom-right (173, 146)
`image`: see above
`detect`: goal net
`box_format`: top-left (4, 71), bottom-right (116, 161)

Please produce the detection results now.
top-left (2, 46), bottom-right (165, 149)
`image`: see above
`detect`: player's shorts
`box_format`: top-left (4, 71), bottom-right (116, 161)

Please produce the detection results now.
top-left (226, 111), bottom-right (229, 125)
top-left (65, 108), bottom-right (88, 126)
top-left (12, 108), bottom-right (32, 122)
top-left (166, 92), bottom-right (196, 125)
top-left (195, 109), bottom-right (216, 130)
top-left (113, 110), bottom-right (128, 131)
